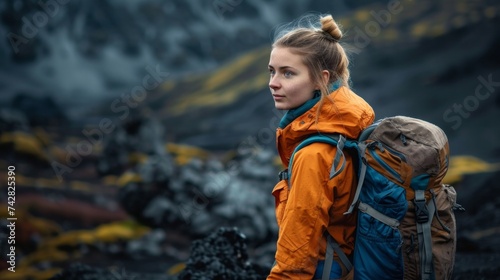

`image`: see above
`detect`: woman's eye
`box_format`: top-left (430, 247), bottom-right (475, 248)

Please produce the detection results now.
top-left (284, 71), bottom-right (293, 78)
top-left (269, 69), bottom-right (275, 76)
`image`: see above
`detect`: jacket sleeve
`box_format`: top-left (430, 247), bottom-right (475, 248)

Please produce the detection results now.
top-left (267, 143), bottom-right (338, 279)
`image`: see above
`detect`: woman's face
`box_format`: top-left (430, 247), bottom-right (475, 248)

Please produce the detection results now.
top-left (268, 47), bottom-right (317, 110)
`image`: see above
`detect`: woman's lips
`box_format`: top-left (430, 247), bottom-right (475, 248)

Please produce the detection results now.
top-left (272, 94), bottom-right (285, 100)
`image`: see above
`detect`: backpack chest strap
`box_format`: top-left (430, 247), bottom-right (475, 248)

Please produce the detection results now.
top-left (358, 202), bottom-right (400, 229)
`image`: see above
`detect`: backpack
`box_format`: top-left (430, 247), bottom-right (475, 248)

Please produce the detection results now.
top-left (284, 116), bottom-right (464, 280)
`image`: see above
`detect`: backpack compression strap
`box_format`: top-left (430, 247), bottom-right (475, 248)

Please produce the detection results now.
top-left (415, 190), bottom-right (436, 280)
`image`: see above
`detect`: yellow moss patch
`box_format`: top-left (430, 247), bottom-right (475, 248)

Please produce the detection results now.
top-left (102, 175), bottom-right (119, 186)
top-left (443, 156), bottom-right (500, 184)
top-left (484, 6), bottom-right (497, 19)
top-left (128, 152), bottom-right (149, 165)
top-left (169, 71), bottom-right (269, 115)
top-left (383, 28), bottom-right (399, 41)
top-left (164, 47), bottom-right (270, 116)
top-left (40, 221), bottom-right (150, 250)
top-left (468, 226), bottom-right (500, 240)
top-left (69, 181), bottom-right (93, 192)
top-left (166, 143), bottom-right (209, 158)
top-left (41, 229), bottom-right (96, 249)
top-left (33, 127), bottom-right (52, 147)
top-left (117, 172), bottom-right (143, 187)
top-left (411, 21), bottom-right (429, 38)
top-left (35, 177), bottom-right (62, 188)
top-left (28, 215), bottom-right (62, 237)
top-left (354, 10), bottom-right (371, 22)
top-left (166, 142), bottom-right (210, 164)
top-left (49, 145), bottom-right (67, 162)
top-left (0, 131), bottom-right (48, 161)
top-left (161, 80), bottom-right (176, 91)
top-left (168, 262), bottom-right (186, 275)
top-left (94, 222), bottom-right (149, 243)
top-left (203, 47), bottom-right (267, 91)
top-left (11, 173), bottom-right (100, 193)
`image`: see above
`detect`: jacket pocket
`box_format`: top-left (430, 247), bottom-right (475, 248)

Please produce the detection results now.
top-left (272, 180), bottom-right (289, 227)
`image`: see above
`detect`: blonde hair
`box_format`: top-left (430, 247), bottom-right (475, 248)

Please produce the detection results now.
top-left (272, 14), bottom-right (350, 98)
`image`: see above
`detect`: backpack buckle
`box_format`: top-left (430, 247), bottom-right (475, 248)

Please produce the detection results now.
top-left (278, 169), bottom-right (289, 181)
top-left (413, 193), bottom-right (429, 224)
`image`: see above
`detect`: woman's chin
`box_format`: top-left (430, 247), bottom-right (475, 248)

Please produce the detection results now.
top-left (274, 103), bottom-right (289, 110)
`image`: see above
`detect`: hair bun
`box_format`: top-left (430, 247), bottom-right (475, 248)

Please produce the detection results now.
top-left (320, 15), bottom-right (342, 41)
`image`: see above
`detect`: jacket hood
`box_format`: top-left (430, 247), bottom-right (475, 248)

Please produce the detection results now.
top-left (276, 86), bottom-right (375, 167)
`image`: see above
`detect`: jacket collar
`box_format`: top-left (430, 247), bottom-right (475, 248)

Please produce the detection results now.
top-left (276, 86), bottom-right (375, 167)
top-left (278, 96), bottom-right (321, 129)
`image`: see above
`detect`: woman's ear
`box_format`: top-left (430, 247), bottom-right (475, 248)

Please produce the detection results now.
top-left (321, 70), bottom-right (330, 86)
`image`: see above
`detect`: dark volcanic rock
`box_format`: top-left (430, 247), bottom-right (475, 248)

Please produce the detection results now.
top-left (454, 171), bottom-right (500, 252)
top-left (50, 263), bottom-right (130, 280)
top-left (0, 108), bottom-right (30, 133)
top-left (50, 262), bottom-right (172, 280)
top-left (97, 112), bottom-right (173, 176)
top-left (10, 93), bottom-right (67, 127)
top-left (453, 170), bottom-right (500, 278)
top-left (109, 116), bottom-right (278, 246)
top-left (178, 227), bottom-right (270, 280)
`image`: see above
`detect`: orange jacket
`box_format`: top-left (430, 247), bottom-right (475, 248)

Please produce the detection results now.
top-left (268, 86), bottom-right (374, 279)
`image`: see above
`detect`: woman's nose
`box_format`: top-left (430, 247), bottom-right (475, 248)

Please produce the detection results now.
top-left (269, 76), bottom-right (280, 90)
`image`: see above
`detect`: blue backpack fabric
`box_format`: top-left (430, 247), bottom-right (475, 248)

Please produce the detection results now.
top-left (284, 116), bottom-right (461, 280)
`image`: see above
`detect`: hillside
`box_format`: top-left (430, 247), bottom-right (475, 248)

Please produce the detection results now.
top-left (0, 0), bottom-right (499, 278)
top-left (122, 0), bottom-right (500, 160)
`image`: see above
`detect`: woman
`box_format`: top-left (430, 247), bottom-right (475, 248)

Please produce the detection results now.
top-left (267, 14), bottom-right (375, 279)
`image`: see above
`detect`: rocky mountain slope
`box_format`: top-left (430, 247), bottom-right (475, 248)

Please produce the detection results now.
top-left (0, 0), bottom-right (499, 279)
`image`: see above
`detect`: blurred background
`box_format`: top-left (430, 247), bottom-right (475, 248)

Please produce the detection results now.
top-left (0, 0), bottom-right (499, 279)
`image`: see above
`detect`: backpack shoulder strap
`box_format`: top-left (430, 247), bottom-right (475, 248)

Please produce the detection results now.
top-left (285, 134), bottom-right (349, 189)
top-left (344, 142), bottom-right (368, 215)
top-left (343, 121), bottom-right (380, 215)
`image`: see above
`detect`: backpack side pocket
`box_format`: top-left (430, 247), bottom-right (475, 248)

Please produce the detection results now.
top-left (431, 184), bottom-right (457, 280)
top-left (353, 166), bottom-right (407, 280)
top-left (401, 184), bottom-right (458, 280)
